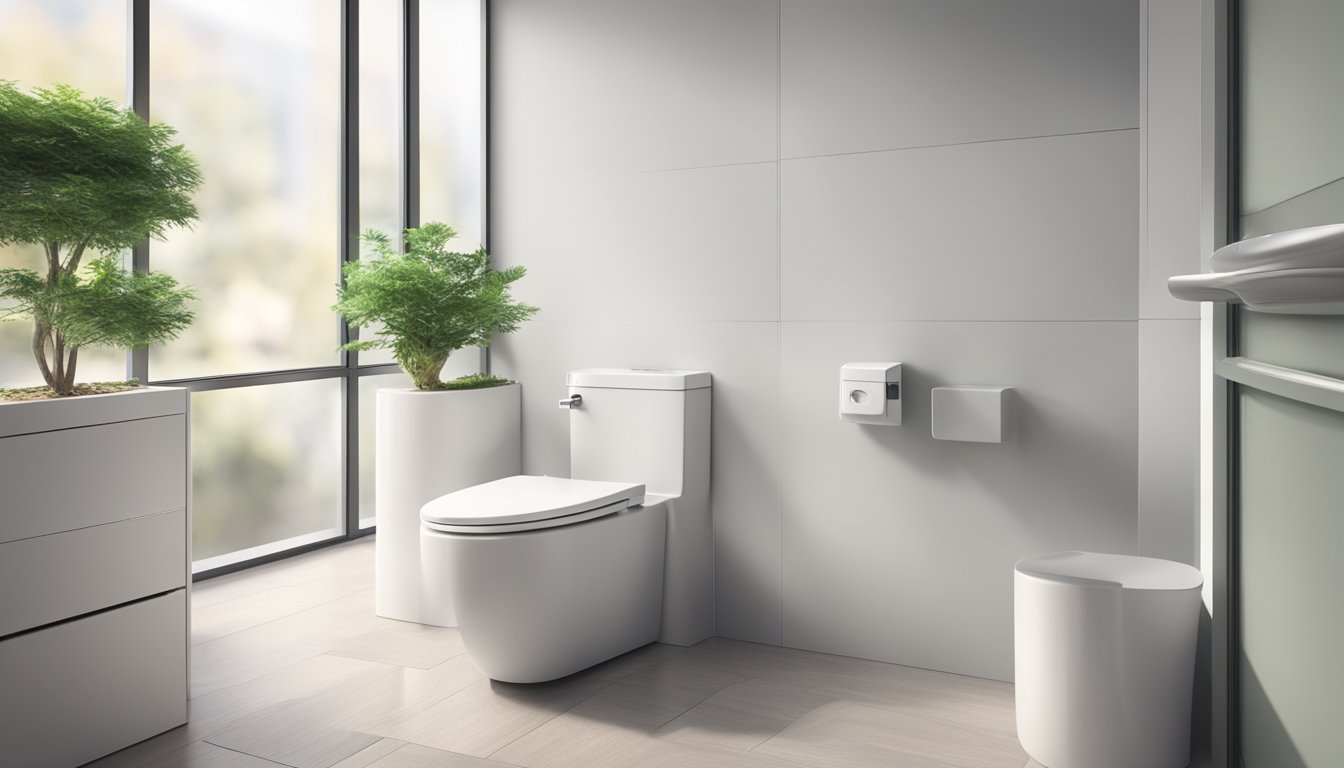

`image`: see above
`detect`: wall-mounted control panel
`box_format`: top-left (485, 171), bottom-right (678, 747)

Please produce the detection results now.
top-left (839, 363), bottom-right (902, 425)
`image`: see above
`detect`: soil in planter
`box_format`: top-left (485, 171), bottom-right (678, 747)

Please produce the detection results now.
top-left (0, 381), bottom-right (143, 402)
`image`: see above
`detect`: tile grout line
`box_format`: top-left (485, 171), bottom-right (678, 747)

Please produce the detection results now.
top-left (776, 0), bottom-right (786, 650)
top-left (200, 739), bottom-right (299, 768)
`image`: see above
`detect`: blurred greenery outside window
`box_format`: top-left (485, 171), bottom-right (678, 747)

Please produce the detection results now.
top-left (0, 0), bottom-right (484, 573)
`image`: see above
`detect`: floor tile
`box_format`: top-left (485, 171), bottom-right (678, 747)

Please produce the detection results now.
top-left (565, 659), bottom-right (748, 729)
top-left (753, 700), bottom-right (1027, 768)
top-left (204, 698), bottom-right (382, 768)
top-left (655, 678), bottom-right (837, 753)
top-left (368, 674), bottom-right (602, 758)
top-left (91, 541), bottom-right (1031, 768)
top-left (124, 740), bottom-right (290, 768)
top-left (327, 621), bottom-right (468, 669)
top-left (329, 738), bottom-right (408, 768)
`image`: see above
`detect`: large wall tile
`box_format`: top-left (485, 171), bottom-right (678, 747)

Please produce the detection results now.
top-left (490, 0), bottom-right (777, 179)
top-left (1141, 0), bottom-right (1202, 319)
top-left (780, 0), bottom-right (1138, 159)
top-left (780, 321), bottom-right (1138, 681)
top-left (493, 163), bottom-right (779, 322)
top-left (781, 131), bottom-right (1138, 322)
top-left (1138, 319), bottom-right (1199, 566)
top-left (492, 321), bottom-right (784, 646)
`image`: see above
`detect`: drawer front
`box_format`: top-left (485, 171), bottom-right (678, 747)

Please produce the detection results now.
top-left (0, 510), bottom-right (186, 637)
top-left (0, 590), bottom-right (187, 768)
top-left (0, 414), bottom-right (186, 544)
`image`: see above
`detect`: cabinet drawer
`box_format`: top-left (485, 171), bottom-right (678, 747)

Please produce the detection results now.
top-left (0, 590), bottom-right (187, 768)
top-left (0, 415), bottom-right (186, 543)
top-left (0, 510), bottom-right (186, 637)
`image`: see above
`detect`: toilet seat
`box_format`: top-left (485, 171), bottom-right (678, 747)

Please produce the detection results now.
top-left (420, 475), bottom-right (646, 534)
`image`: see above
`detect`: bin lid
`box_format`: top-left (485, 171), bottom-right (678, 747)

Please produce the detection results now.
top-left (1015, 551), bottom-right (1203, 591)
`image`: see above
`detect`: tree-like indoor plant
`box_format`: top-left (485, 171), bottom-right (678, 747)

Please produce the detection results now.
top-left (0, 82), bottom-right (200, 767)
top-left (0, 82), bottom-right (199, 399)
top-left (335, 222), bottom-right (537, 626)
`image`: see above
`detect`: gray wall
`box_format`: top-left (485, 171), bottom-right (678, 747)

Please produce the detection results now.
top-left (491, 0), bottom-right (1145, 682)
top-left (1138, 0), bottom-right (1202, 568)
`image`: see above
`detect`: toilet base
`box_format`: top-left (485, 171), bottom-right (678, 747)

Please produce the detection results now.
top-left (422, 501), bottom-right (667, 683)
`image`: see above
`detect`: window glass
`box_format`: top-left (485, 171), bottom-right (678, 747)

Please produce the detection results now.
top-left (356, 0), bottom-right (402, 366)
top-left (191, 378), bottom-right (343, 570)
top-left (149, 0), bottom-right (341, 379)
top-left (421, 0), bottom-right (484, 248)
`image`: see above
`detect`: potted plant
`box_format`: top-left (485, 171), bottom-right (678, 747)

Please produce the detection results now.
top-left (0, 82), bottom-right (199, 400)
top-left (335, 222), bottom-right (537, 626)
top-left (0, 82), bottom-right (199, 766)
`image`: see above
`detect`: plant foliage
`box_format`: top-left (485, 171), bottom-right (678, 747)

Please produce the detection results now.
top-left (335, 224), bottom-right (538, 390)
top-left (0, 82), bottom-right (201, 395)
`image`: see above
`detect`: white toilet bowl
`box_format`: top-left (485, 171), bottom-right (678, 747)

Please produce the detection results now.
top-left (421, 475), bottom-right (666, 683)
top-left (417, 368), bottom-right (714, 683)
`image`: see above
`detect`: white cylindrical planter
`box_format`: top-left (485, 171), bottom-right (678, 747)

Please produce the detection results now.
top-left (375, 383), bottom-right (520, 626)
top-left (1015, 551), bottom-right (1203, 768)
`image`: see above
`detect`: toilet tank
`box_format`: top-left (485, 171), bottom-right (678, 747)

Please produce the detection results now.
top-left (566, 369), bottom-right (710, 498)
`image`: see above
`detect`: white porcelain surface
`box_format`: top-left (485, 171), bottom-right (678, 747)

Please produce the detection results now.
top-left (425, 503), bottom-right (666, 684)
top-left (493, 162), bottom-right (778, 323)
top-left (780, 0), bottom-right (1137, 159)
top-left (376, 385), bottom-right (520, 627)
top-left (490, 0), bottom-right (776, 178)
top-left (420, 475), bottom-right (643, 527)
top-left (781, 130), bottom-right (1139, 322)
top-left (567, 368), bottom-right (711, 391)
top-left (781, 321), bottom-right (1138, 681)
top-left (1015, 552), bottom-right (1201, 768)
top-left (1140, 0), bottom-right (1202, 320)
top-left (491, 322), bottom-right (784, 647)
top-left (431, 368), bottom-right (713, 681)
top-left (568, 382), bottom-right (713, 646)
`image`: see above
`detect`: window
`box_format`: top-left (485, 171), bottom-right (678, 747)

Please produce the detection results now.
top-left (0, 1), bottom-right (486, 574)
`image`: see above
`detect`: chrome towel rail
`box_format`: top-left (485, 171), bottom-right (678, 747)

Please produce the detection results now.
top-left (1216, 356), bottom-right (1344, 414)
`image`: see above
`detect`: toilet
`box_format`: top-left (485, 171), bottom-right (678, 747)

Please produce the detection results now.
top-left (419, 368), bottom-right (713, 683)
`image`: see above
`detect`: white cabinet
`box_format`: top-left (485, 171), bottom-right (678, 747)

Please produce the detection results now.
top-left (0, 387), bottom-right (189, 768)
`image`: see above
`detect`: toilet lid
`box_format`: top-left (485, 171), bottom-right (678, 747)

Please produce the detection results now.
top-left (1015, 551), bottom-right (1203, 591)
top-left (420, 475), bottom-right (645, 532)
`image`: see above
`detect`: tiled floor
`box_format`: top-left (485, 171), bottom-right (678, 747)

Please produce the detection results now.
top-left (88, 539), bottom-right (1033, 768)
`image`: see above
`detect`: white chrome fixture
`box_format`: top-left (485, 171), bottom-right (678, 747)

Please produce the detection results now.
top-left (420, 368), bottom-right (712, 683)
top-left (1168, 222), bottom-right (1344, 313)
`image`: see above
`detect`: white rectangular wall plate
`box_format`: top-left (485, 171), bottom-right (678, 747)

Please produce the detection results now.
top-left (931, 386), bottom-right (1013, 443)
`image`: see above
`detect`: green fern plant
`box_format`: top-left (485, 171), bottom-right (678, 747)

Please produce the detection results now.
top-left (335, 223), bottom-right (538, 391)
top-left (0, 82), bottom-right (200, 396)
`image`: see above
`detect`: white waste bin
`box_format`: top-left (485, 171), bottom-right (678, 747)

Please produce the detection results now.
top-left (1015, 551), bottom-right (1203, 768)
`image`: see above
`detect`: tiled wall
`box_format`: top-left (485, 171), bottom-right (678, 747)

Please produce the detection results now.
top-left (490, 0), bottom-right (1150, 682)
top-left (1138, 0), bottom-right (1202, 567)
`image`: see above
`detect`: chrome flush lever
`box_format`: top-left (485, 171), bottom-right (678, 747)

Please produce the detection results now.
top-left (558, 394), bottom-right (582, 409)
